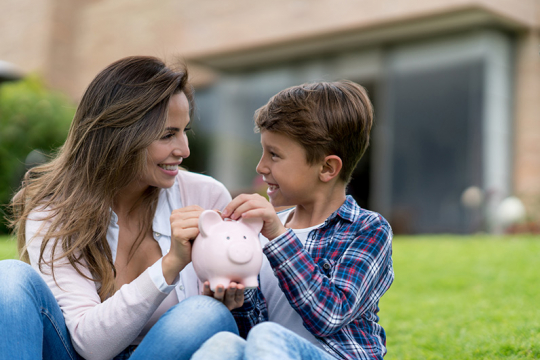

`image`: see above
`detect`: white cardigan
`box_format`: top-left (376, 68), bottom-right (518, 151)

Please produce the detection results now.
top-left (26, 171), bottom-right (231, 360)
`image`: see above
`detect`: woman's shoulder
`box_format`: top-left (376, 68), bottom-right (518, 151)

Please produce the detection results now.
top-left (175, 170), bottom-right (231, 209)
top-left (26, 204), bottom-right (55, 228)
top-left (176, 169), bottom-right (226, 189)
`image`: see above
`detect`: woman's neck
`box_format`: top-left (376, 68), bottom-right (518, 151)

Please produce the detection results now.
top-left (113, 181), bottom-right (149, 217)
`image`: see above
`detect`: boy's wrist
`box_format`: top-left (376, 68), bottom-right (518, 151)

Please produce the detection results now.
top-left (266, 225), bottom-right (287, 241)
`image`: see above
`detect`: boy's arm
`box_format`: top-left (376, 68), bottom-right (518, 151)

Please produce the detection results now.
top-left (231, 286), bottom-right (268, 338)
top-left (265, 214), bottom-right (394, 337)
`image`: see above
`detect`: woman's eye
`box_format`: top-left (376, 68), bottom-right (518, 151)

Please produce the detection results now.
top-left (184, 125), bottom-right (192, 132)
top-left (161, 133), bottom-right (174, 140)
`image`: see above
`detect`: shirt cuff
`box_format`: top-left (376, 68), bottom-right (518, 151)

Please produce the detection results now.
top-left (263, 229), bottom-right (304, 270)
top-left (148, 257), bottom-right (179, 293)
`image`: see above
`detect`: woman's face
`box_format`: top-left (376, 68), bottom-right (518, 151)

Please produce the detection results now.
top-left (141, 92), bottom-right (191, 189)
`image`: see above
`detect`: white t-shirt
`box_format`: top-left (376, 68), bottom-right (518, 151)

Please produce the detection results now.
top-left (259, 208), bottom-right (325, 350)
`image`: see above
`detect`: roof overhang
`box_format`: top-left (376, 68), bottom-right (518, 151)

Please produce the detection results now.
top-left (187, 6), bottom-right (529, 72)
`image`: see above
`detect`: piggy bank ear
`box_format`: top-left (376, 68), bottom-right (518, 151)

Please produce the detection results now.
top-left (198, 210), bottom-right (223, 237)
top-left (239, 216), bottom-right (263, 235)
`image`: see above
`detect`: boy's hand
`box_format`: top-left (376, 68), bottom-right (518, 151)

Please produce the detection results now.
top-left (202, 281), bottom-right (245, 310)
top-left (222, 193), bottom-right (286, 240)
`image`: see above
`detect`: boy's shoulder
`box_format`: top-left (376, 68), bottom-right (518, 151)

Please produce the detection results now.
top-left (336, 195), bottom-right (388, 222)
top-left (332, 195), bottom-right (392, 235)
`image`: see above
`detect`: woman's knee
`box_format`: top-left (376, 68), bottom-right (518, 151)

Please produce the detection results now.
top-left (0, 260), bottom-right (40, 297)
top-left (139, 296), bottom-right (240, 358)
top-left (165, 296), bottom-right (239, 334)
top-left (0, 260), bottom-right (47, 318)
top-left (0, 259), bottom-right (33, 273)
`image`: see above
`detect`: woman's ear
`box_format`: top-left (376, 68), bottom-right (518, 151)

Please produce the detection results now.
top-left (319, 155), bottom-right (342, 183)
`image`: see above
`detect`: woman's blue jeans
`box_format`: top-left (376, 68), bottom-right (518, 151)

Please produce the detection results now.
top-left (0, 260), bottom-right (79, 360)
top-left (0, 260), bottom-right (239, 360)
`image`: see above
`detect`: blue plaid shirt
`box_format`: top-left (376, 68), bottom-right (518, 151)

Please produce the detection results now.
top-left (232, 195), bottom-right (394, 360)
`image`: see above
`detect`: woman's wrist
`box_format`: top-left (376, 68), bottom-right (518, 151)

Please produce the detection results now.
top-left (161, 253), bottom-right (187, 285)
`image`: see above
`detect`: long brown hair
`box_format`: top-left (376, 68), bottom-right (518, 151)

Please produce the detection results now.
top-left (10, 56), bottom-right (193, 300)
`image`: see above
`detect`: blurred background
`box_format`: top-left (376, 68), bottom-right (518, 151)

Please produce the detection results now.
top-left (1, 0), bottom-right (539, 235)
top-left (2, 3), bottom-right (540, 358)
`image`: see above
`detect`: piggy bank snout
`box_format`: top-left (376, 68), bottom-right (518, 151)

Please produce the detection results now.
top-left (227, 242), bottom-right (254, 264)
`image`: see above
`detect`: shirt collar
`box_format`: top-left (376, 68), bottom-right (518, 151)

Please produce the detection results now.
top-left (152, 177), bottom-right (183, 237)
top-left (106, 178), bottom-right (182, 261)
top-left (326, 195), bottom-right (359, 224)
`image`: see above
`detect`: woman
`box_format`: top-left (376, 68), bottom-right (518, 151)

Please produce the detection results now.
top-left (0, 56), bottom-right (243, 360)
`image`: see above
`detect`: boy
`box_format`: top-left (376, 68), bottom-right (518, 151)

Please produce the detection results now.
top-left (201, 81), bottom-right (394, 360)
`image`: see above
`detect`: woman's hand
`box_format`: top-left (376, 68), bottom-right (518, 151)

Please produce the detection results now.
top-left (162, 205), bottom-right (204, 285)
top-left (221, 193), bottom-right (286, 241)
top-left (202, 281), bottom-right (245, 310)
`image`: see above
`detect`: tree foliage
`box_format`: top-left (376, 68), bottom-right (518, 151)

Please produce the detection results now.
top-left (0, 76), bottom-right (74, 233)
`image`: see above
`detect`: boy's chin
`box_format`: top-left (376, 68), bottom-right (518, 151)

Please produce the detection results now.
top-left (267, 197), bottom-right (281, 207)
top-left (270, 199), bottom-right (293, 209)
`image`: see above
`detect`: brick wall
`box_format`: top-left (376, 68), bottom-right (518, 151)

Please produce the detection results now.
top-left (514, 30), bottom-right (540, 221)
top-left (3, 0), bottom-right (538, 97)
top-left (1, 0), bottom-right (539, 221)
top-left (0, 0), bottom-right (52, 73)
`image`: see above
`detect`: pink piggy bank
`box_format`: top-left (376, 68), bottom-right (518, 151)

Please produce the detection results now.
top-left (192, 210), bottom-right (264, 291)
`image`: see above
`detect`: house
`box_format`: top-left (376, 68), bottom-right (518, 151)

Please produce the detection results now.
top-left (1, 0), bottom-right (538, 233)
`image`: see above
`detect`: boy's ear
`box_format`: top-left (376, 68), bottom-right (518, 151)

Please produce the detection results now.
top-left (319, 155), bottom-right (342, 183)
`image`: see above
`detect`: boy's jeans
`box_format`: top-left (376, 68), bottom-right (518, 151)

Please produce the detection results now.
top-left (192, 322), bottom-right (337, 360)
top-left (0, 260), bottom-right (239, 360)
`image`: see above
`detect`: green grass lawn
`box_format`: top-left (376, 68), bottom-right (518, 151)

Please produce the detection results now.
top-left (380, 235), bottom-right (540, 360)
top-left (1, 234), bottom-right (538, 358)
top-left (0, 235), bottom-right (17, 260)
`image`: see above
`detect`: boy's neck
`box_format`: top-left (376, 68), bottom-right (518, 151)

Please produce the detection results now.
top-left (285, 182), bottom-right (347, 229)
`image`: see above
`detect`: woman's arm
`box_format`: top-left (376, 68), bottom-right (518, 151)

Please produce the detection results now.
top-left (26, 215), bottom-right (171, 360)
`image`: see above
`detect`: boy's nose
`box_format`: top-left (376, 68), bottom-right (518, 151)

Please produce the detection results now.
top-left (255, 159), bottom-right (267, 175)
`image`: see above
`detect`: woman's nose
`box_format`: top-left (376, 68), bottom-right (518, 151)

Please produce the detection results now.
top-left (174, 136), bottom-right (190, 159)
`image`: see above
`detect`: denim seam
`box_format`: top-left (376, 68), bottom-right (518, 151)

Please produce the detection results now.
top-left (41, 307), bottom-right (77, 360)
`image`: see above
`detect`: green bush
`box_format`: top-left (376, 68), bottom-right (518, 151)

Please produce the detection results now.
top-left (0, 76), bottom-right (74, 233)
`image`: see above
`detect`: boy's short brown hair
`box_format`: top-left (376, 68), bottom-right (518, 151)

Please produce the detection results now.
top-left (255, 80), bottom-right (373, 183)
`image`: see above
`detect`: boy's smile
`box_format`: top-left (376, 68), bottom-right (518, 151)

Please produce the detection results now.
top-left (256, 130), bottom-right (322, 208)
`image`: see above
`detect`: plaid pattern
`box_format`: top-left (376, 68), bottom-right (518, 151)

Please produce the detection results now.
top-left (233, 196), bottom-right (394, 360)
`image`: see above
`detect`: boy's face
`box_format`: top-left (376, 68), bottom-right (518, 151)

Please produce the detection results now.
top-left (256, 130), bottom-right (322, 208)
